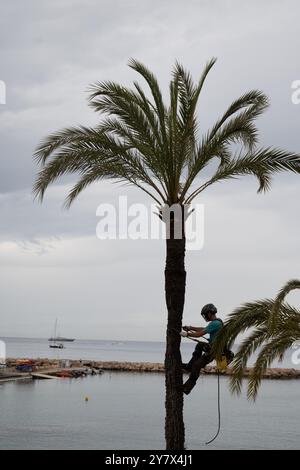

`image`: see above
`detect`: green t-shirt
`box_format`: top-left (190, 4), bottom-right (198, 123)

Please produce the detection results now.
top-left (204, 319), bottom-right (223, 343)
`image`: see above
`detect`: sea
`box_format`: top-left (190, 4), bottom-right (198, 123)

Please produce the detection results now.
top-left (0, 337), bottom-right (299, 450)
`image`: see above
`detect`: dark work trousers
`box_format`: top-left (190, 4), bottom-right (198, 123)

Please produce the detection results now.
top-left (187, 341), bottom-right (214, 382)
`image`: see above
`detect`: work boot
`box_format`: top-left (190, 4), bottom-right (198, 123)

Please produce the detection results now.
top-left (183, 378), bottom-right (196, 395)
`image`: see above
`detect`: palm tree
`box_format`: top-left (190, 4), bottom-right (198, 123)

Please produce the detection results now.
top-left (33, 58), bottom-right (300, 449)
top-left (213, 279), bottom-right (300, 400)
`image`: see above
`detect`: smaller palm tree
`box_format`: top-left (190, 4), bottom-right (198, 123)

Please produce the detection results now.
top-left (213, 279), bottom-right (300, 400)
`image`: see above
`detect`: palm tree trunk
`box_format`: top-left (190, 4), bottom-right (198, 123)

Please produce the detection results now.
top-left (164, 224), bottom-right (186, 450)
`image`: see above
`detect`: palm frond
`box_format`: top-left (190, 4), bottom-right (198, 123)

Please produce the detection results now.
top-left (186, 147), bottom-right (300, 202)
top-left (229, 326), bottom-right (269, 396)
top-left (179, 90), bottom-right (269, 200)
top-left (33, 127), bottom-right (166, 204)
top-left (269, 279), bottom-right (300, 331)
top-left (212, 299), bottom-right (273, 358)
top-left (209, 90), bottom-right (269, 141)
top-left (216, 280), bottom-right (300, 400)
top-left (128, 59), bottom-right (167, 145)
top-left (247, 332), bottom-right (295, 400)
top-left (34, 60), bottom-right (300, 208)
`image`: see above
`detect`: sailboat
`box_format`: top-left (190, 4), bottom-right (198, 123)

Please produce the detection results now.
top-left (49, 319), bottom-right (69, 349)
top-left (48, 318), bottom-right (75, 343)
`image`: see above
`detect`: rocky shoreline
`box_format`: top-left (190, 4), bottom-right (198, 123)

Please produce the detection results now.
top-left (91, 361), bottom-right (300, 379)
top-left (1, 358), bottom-right (300, 380)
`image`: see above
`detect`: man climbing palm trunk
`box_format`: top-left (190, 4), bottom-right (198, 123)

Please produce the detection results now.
top-left (33, 58), bottom-right (300, 449)
top-left (181, 304), bottom-right (234, 395)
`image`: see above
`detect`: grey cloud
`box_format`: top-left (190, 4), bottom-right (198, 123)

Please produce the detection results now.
top-left (1, 0), bottom-right (300, 192)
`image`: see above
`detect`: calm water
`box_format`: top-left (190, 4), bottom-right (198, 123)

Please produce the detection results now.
top-left (0, 337), bottom-right (299, 449)
top-left (0, 373), bottom-right (299, 450)
top-left (3, 336), bottom-right (178, 363)
top-left (2, 336), bottom-right (299, 368)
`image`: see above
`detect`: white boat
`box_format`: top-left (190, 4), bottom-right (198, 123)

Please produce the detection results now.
top-left (49, 342), bottom-right (64, 349)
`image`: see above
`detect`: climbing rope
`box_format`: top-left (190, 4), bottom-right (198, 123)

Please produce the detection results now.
top-left (205, 368), bottom-right (221, 445)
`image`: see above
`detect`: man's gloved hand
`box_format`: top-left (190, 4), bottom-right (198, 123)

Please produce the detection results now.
top-left (180, 330), bottom-right (188, 337)
top-left (183, 325), bottom-right (193, 331)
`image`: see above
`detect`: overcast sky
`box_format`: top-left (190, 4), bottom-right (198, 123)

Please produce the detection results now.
top-left (0, 0), bottom-right (300, 341)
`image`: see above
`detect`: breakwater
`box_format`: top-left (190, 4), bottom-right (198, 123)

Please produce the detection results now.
top-left (1, 358), bottom-right (300, 381)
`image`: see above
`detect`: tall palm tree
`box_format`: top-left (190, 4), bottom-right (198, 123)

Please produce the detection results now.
top-left (213, 279), bottom-right (300, 400)
top-left (33, 59), bottom-right (300, 449)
